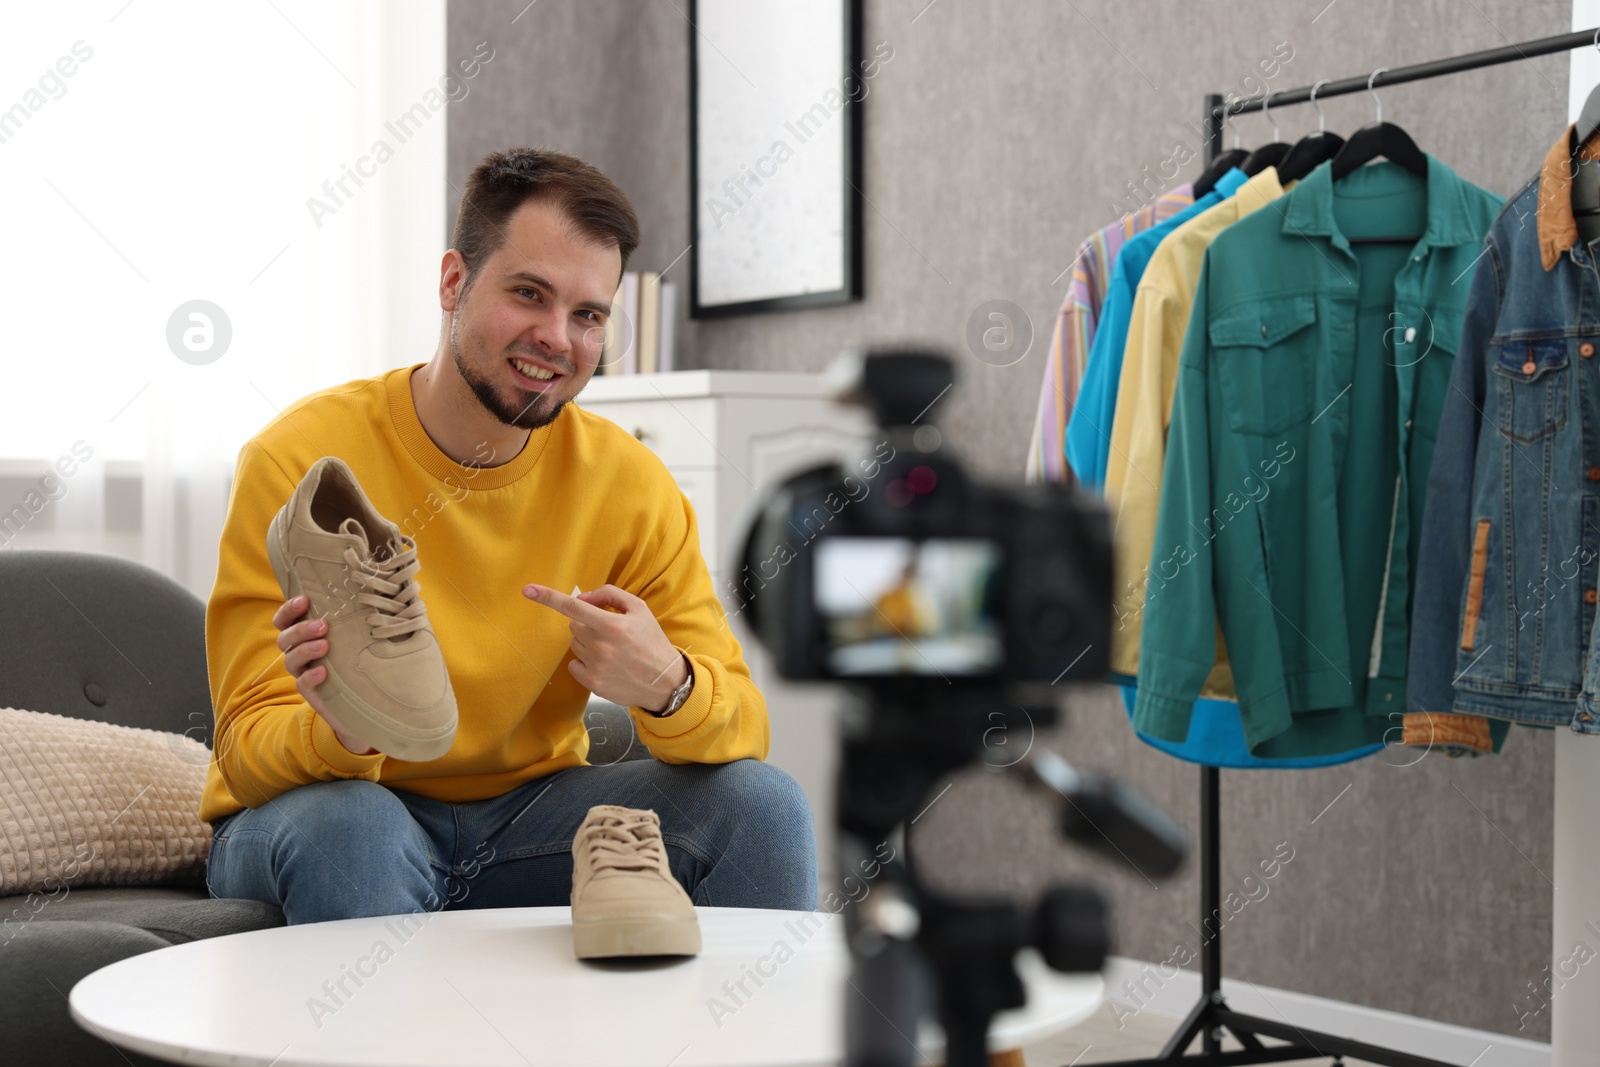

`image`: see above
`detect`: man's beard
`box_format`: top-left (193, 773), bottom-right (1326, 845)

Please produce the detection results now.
top-left (450, 315), bottom-right (567, 431)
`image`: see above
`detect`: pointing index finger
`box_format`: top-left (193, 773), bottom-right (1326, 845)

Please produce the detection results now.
top-left (523, 583), bottom-right (609, 623)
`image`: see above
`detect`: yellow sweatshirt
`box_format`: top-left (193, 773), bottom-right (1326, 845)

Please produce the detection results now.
top-left (199, 363), bottom-right (767, 824)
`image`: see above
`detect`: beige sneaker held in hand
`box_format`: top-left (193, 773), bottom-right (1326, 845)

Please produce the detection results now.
top-left (266, 456), bottom-right (457, 762)
top-left (571, 805), bottom-right (701, 959)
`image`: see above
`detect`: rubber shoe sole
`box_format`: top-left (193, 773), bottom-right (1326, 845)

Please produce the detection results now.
top-left (572, 912), bottom-right (703, 959)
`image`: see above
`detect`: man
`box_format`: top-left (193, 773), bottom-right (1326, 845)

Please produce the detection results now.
top-left (201, 147), bottom-right (818, 924)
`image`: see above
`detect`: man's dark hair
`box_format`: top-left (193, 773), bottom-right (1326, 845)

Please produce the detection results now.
top-left (451, 147), bottom-right (640, 301)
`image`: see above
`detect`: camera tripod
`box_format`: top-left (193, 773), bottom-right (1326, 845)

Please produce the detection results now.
top-left (834, 686), bottom-right (1187, 1067)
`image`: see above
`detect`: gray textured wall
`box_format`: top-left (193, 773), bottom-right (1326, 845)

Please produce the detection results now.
top-left (448, 0), bottom-right (1571, 1040)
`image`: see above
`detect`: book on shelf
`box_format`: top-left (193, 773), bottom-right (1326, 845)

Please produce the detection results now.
top-left (638, 271), bottom-right (660, 375)
top-left (597, 270), bottom-right (677, 376)
top-left (597, 271), bottom-right (638, 376)
top-left (619, 271), bottom-right (639, 376)
top-left (658, 280), bottom-right (676, 373)
top-left (598, 277), bottom-right (624, 376)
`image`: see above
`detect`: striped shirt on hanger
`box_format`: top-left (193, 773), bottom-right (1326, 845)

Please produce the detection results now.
top-left (1025, 184), bottom-right (1195, 485)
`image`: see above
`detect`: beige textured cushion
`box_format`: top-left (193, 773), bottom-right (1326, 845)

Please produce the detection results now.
top-left (0, 707), bottom-right (211, 896)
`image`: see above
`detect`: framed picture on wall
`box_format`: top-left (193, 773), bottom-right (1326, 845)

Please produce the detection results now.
top-left (688, 0), bottom-right (864, 318)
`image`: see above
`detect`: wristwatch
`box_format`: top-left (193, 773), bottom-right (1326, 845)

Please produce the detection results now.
top-left (652, 653), bottom-right (695, 717)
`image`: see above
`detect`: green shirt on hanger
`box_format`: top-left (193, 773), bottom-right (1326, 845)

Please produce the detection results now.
top-left (1133, 156), bottom-right (1504, 759)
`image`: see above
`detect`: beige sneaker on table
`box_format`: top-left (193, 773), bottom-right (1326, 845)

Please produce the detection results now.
top-left (266, 456), bottom-right (457, 762)
top-left (571, 805), bottom-right (702, 959)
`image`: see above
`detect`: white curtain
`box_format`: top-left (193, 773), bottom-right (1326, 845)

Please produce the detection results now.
top-left (0, 0), bottom-right (447, 601)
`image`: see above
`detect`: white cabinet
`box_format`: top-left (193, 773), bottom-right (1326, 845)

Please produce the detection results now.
top-left (576, 370), bottom-right (876, 892)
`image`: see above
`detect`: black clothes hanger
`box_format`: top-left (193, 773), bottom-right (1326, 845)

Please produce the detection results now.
top-left (1577, 41), bottom-right (1600, 145)
top-left (1194, 101), bottom-right (1249, 197)
top-left (1277, 80), bottom-right (1346, 183)
top-left (1329, 69), bottom-right (1426, 243)
top-left (1330, 69), bottom-right (1428, 181)
top-left (1194, 149), bottom-right (1248, 197)
top-left (1572, 48), bottom-right (1600, 218)
top-left (1239, 93), bottom-right (1291, 176)
top-left (1279, 133), bottom-right (1345, 183)
top-left (1241, 143), bottom-right (1290, 176)
top-left (1331, 124), bottom-right (1427, 180)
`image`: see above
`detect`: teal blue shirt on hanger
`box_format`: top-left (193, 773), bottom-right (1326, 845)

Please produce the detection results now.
top-left (1065, 168), bottom-right (1249, 488)
top-left (1133, 156), bottom-right (1506, 760)
top-left (1070, 164), bottom-right (1383, 769)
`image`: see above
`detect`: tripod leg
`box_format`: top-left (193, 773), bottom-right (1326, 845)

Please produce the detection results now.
top-left (1155, 995), bottom-right (1211, 1058)
top-left (844, 935), bottom-right (928, 1067)
top-left (1223, 1022), bottom-right (1264, 1051)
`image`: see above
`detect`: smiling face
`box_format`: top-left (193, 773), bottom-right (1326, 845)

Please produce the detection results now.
top-left (442, 197), bottom-right (621, 431)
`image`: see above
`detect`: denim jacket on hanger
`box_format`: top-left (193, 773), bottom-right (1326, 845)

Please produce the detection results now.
top-left (1407, 126), bottom-right (1600, 735)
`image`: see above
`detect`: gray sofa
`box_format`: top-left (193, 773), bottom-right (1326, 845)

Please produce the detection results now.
top-left (0, 549), bottom-right (647, 1065)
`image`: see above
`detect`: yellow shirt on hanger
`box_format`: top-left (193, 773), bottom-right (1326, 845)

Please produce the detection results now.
top-left (1103, 166), bottom-right (1293, 688)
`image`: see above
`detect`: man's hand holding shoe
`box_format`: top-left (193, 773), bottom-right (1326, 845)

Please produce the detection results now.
top-left (273, 594), bottom-right (377, 755)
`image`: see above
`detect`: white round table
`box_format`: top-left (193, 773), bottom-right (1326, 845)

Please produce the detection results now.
top-left (71, 906), bottom-right (1103, 1067)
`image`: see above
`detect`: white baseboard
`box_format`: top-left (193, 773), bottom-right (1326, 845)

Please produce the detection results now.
top-left (1101, 956), bottom-right (1551, 1067)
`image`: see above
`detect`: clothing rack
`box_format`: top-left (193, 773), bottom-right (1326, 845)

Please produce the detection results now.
top-left (1093, 27), bottom-right (1600, 1067)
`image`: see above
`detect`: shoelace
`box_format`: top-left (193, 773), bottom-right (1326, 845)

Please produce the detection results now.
top-left (342, 535), bottom-right (428, 640)
top-left (585, 811), bottom-right (666, 873)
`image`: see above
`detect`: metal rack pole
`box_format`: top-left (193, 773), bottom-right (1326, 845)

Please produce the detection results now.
top-left (1211, 27), bottom-right (1599, 119)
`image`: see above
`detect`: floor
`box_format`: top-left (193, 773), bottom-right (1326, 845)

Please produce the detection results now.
top-left (1017, 1002), bottom-right (1381, 1066)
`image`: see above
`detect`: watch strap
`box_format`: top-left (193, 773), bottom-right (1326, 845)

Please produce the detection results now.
top-left (656, 652), bottom-right (694, 716)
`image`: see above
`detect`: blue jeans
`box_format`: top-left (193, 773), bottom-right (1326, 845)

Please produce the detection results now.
top-left (205, 759), bottom-right (818, 925)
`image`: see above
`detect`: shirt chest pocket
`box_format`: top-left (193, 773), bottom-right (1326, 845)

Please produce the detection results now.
top-left (1209, 296), bottom-right (1319, 437)
top-left (1491, 338), bottom-right (1569, 444)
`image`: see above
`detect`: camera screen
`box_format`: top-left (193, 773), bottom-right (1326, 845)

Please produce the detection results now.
top-left (814, 537), bottom-right (1003, 676)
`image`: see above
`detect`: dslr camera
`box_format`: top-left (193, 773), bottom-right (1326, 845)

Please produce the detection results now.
top-left (735, 346), bottom-right (1112, 692)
